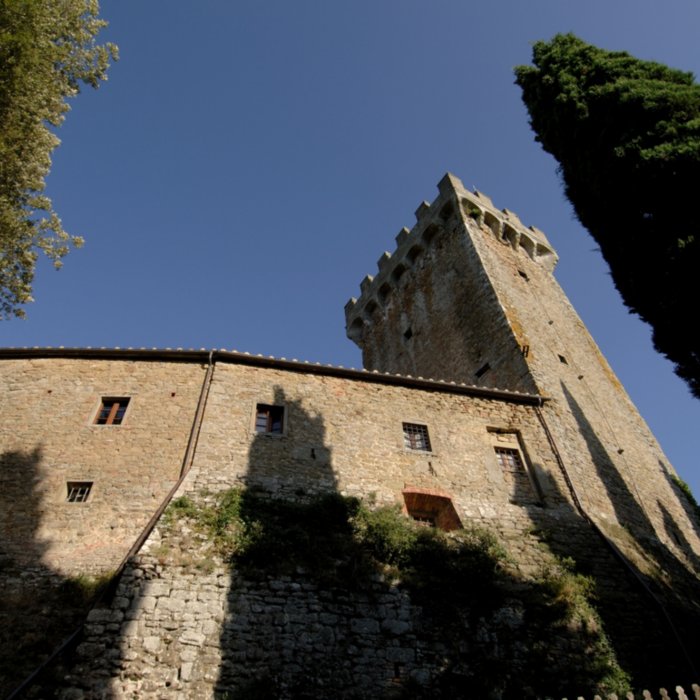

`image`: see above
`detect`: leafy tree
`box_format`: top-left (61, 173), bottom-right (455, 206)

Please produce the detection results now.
top-left (515, 34), bottom-right (700, 397)
top-left (0, 0), bottom-right (117, 318)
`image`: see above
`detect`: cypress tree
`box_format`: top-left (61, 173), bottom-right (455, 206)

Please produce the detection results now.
top-left (515, 34), bottom-right (700, 397)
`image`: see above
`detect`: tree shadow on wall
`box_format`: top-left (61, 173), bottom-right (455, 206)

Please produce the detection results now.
top-left (215, 386), bottom-right (377, 697)
top-left (555, 382), bottom-right (700, 683)
top-left (560, 382), bottom-right (654, 536)
top-left (656, 499), bottom-right (700, 574)
top-left (0, 447), bottom-right (96, 698)
top-left (657, 458), bottom-right (700, 547)
top-left (212, 386), bottom-right (643, 699)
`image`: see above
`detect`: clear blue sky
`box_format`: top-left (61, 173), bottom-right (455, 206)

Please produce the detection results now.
top-left (4, 1), bottom-right (700, 496)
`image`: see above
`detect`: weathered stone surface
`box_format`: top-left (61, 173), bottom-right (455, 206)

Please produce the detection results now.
top-left (2, 175), bottom-right (700, 697)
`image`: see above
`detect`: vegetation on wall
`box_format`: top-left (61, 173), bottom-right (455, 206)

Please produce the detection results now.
top-left (162, 489), bottom-right (631, 698)
top-left (671, 475), bottom-right (700, 524)
top-left (515, 34), bottom-right (700, 397)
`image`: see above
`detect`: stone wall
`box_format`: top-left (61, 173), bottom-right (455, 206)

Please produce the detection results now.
top-left (0, 354), bottom-right (680, 696)
top-left (4, 161), bottom-right (700, 696)
top-left (0, 354), bottom-right (207, 697)
top-left (186, 361), bottom-right (568, 521)
top-left (0, 356), bottom-right (206, 574)
top-left (56, 486), bottom-right (691, 699)
top-left (345, 174), bottom-right (700, 564)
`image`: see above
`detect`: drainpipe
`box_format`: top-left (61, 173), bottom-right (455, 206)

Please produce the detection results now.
top-left (7, 351), bottom-right (217, 699)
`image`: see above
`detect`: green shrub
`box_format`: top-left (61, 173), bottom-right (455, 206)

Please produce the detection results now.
top-left (160, 489), bottom-right (630, 697)
top-left (671, 475), bottom-right (700, 523)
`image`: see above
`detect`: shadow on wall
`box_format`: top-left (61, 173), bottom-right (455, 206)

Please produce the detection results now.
top-left (0, 448), bottom-right (95, 697)
top-left (215, 385), bottom-right (363, 697)
top-left (560, 382), bottom-right (654, 536)
top-left (658, 458), bottom-right (700, 549)
top-left (211, 387), bottom-right (637, 699)
top-left (40, 383), bottom-right (700, 697)
top-left (556, 382), bottom-right (700, 681)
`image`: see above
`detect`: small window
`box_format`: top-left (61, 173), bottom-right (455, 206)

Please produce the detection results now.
top-left (403, 422), bottom-right (431, 451)
top-left (494, 447), bottom-right (524, 472)
top-left (95, 397), bottom-right (130, 425)
top-left (67, 481), bottom-right (92, 503)
top-left (255, 404), bottom-right (284, 434)
top-left (475, 362), bottom-right (491, 379)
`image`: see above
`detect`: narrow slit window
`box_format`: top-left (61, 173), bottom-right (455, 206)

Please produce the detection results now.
top-left (95, 397), bottom-right (130, 425)
top-left (255, 404), bottom-right (284, 434)
top-left (66, 481), bottom-right (92, 503)
top-left (403, 422), bottom-right (431, 451)
top-left (475, 362), bottom-right (491, 379)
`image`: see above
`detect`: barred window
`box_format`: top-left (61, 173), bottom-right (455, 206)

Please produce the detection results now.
top-left (403, 422), bottom-right (431, 451)
top-left (95, 397), bottom-right (130, 425)
top-left (66, 481), bottom-right (92, 503)
top-left (255, 404), bottom-right (284, 434)
top-left (494, 446), bottom-right (524, 472)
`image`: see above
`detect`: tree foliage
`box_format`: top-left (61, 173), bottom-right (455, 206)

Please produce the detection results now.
top-left (0, 0), bottom-right (117, 318)
top-left (515, 34), bottom-right (700, 397)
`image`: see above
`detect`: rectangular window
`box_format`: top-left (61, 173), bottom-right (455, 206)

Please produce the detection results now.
top-left (403, 422), bottom-right (431, 451)
top-left (66, 481), bottom-right (92, 503)
top-left (494, 446), bottom-right (524, 472)
top-left (95, 397), bottom-right (130, 425)
top-left (255, 404), bottom-right (284, 434)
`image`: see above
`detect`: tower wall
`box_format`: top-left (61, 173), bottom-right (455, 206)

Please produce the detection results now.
top-left (346, 173), bottom-right (700, 559)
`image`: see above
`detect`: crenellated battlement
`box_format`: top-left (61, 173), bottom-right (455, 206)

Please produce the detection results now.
top-left (345, 173), bottom-right (558, 342)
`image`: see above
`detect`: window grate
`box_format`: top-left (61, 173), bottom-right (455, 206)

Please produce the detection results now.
top-left (494, 447), bottom-right (524, 472)
top-left (67, 481), bottom-right (93, 503)
top-left (403, 422), bottom-right (431, 451)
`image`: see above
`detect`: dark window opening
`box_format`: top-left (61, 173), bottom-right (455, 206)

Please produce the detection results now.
top-left (402, 423), bottom-right (431, 451)
top-left (411, 513), bottom-right (436, 527)
top-left (475, 362), bottom-right (491, 378)
top-left (392, 264), bottom-right (407, 284)
top-left (256, 404), bottom-right (284, 434)
top-left (67, 481), bottom-right (92, 503)
top-left (407, 245), bottom-right (423, 265)
top-left (95, 397), bottom-right (130, 425)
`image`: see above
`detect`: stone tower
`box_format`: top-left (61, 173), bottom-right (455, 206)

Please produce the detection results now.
top-left (345, 173), bottom-right (699, 555)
